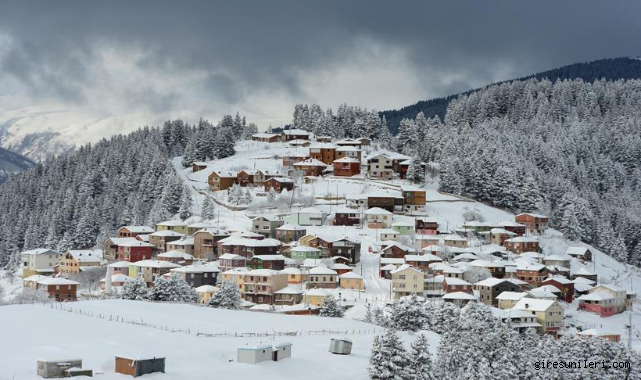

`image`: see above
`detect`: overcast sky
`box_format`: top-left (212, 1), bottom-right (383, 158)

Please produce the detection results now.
top-left (1, 0), bottom-right (640, 129)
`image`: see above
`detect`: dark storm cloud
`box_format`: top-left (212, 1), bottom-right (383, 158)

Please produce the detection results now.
top-left (0, 0), bottom-right (640, 112)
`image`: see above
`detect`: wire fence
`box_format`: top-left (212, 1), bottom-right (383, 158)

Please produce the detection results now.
top-left (45, 302), bottom-right (384, 339)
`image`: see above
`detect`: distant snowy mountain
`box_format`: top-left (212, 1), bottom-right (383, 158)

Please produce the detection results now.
top-left (0, 146), bottom-right (34, 183)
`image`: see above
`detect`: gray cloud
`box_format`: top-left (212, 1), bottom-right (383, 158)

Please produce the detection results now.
top-left (0, 0), bottom-right (640, 126)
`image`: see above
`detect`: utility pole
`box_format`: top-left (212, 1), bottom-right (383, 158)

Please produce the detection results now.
top-left (627, 311), bottom-right (632, 350)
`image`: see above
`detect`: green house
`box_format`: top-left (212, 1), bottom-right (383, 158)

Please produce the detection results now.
top-left (392, 222), bottom-right (414, 235)
top-left (289, 246), bottom-right (322, 261)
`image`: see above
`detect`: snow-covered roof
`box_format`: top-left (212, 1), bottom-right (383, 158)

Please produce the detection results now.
top-left (275, 286), bottom-right (304, 295)
top-left (470, 259), bottom-right (505, 268)
top-left (195, 285), bottom-right (218, 293)
top-left (304, 288), bottom-right (331, 297)
top-left (218, 253), bottom-right (246, 260)
top-left (335, 146), bottom-right (359, 152)
top-left (120, 226), bottom-right (155, 233)
top-left (23, 275), bottom-right (49, 282)
top-left (102, 273), bottom-right (132, 283)
top-left (442, 292), bottom-right (477, 300)
top-left (276, 223), bottom-right (306, 231)
top-left (252, 132), bottom-right (279, 138)
top-left (391, 264), bottom-right (423, 275)
top-left (506, 236), bottom-right (539, 243)
top-left (290, 246), bottom-right (321, 253)
top-left (333, 157), bottom-right (360, 163)
top-left (282, 129), bottom-right (309, 135)
top-left (405, 254), bottom-right (442, 262)
top-left (380, 257), bottom-right (405, 265)
top-left (151, 230), bottom-right (185, 237)
top-left (577, 292), bottom-right (614, 301)
top-left (339, 271), bottom-right (362, 279)
top-left (297, 207), bottom-right (325, 214)
top-left (222, 267), bottom-right (250, 275)
top-left (21, 248), bottom-right (60, 255)
top-left (543, 254), bottom-right (571, 262)
top-left (37, 278), bottom-right (79, 286)
top-left (194, 228), bottom-right (229, 236)
top-left (527, 289), bottom-right (558, 299)
top-left (157, 220), bottom-right (188, 227)
top-left (66, 250), bottom-right (103, 263)
top-left (474, 277), bottom-right (511, 287)
top-left (382, 242), bottom-right (415, 253)
top-left (496, 291), bottom-right (527, 301)
top-left (490, 228), bottom-right (516, 235)
top-left (309, 265), bottom-right (337, 275)
top-left (119, 239), bottom-right (155, 248)
top-left (578, 329), bottom-right (617, 337)
top-left (251, 255), bottom-right (287, 261)
top-left (269, 177), bottom-right (294, 183)
top-left (108, 261), bottom-right (132, 268)
top-left (422, 245), bottom-right (444, 252)
top-left (515, 261), bottom-right (546, 271)
top-left (572, 267), bottom-right (595, 276)
top-left (220, 237), bottom-right (282, 247)
top-left (363, 207), bottom-right (393, 215)
top-left (573, 276), bottom-right (595, 285)
top-left (378, 229), bottom-right (400, 235)
top-left (544, 276), bottom-right (573, 285)
top-left (443, 234), bottom-right (467, 242)
top-left (294, 158), bottom-right (327, 167)
top-left (516, 213), bottom-right (548, 219)
top-left (452, 253), bottom-right (477, 261)
top-left (537, 284), bottom-right (561, 293)
top-left (392, 221), bottom-right (414, 227)
top-left (591, 283), bottom-right (626, 292)
top-left (157, 250), bottom-right (194, 259)
top-left (566, 247), bottom-right (590, 256)
top-left (280, 267), bottom-right (302, 275)
top-left (513, 298), bottom-right (557, 312)
top-left (131, 260), bottom-right (181, 269)
top-left (246, 269), bottom-right (281, 277)
top-left (443, 277), bottom-right (471, 286)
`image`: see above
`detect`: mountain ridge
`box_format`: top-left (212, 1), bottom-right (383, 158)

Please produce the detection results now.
top-left (381, 57), bottom-right (641, 134)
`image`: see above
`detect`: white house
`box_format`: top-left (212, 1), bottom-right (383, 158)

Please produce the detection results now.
top-left (364, 207), bottom-right (393, 228)
top-left (283, 207), bottom-right (327, 226)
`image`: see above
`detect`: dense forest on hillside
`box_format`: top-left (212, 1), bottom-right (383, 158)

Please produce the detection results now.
top-left (0, 117), bottom-right (248, 268)
top-left (394, 78), bottom-right (641, 265)
top-left (381, 57), bottom-right (641, 134)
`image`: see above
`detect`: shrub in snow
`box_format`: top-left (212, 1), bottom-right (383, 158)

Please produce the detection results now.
top-left (148, 274), bottom-right (198, 303)
top-left (208, 281), bottom-right (241, 310)
top-left (463, 266), bottom-right (491, 284)
top-left (119, 277), bottom-right (150, 301)
top-left (319, 295), bottom-right (344, 318)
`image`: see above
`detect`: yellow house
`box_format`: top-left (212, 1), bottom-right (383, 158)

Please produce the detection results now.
top-left (496, 291), bottom-right (527, 310)
top-left (339, 272), bottom-right (364, 291)
top-left (196, 285), bottom-right (218, 304)
top-left (512, 298), bottom-right (564, 335)
top-left (303, 288), bottom-right (331, 306)
top-left (58, 250), bottom-right (103, 275)
top-left (221, 268), bottom-right (249, 293)
top-left (391, 264), bottom-right (424, 299)
top-left (156, 220), bottom-right (188, 235)
top-left (298, 234), bottom-right (317, 247)
top-left (280, 267), bottom-right (304, 284)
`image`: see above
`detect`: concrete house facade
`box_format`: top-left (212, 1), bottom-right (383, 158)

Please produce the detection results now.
top-left (391, 264), bottom-right (425, 299)
top-left (243, 269), bottom-right (288, 304)
top-left (21, 249), bottom-right (61, 277)
top-left (283, 207), bottom-right (327, 226)
top-left (515, 213), bottom-right (549, 235)
top-left (366, 154), bottom-right (394, 179)
top-left (117, 226), bottom-right (154, 238)
top-left (251, 216), bottom-right (285, 238)
top-left (275, 224), bottom-right (307, 243)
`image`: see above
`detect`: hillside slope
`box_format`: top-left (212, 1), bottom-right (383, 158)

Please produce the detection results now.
top-left (0, 146), bottom-right (34, 184)
top-left (381, 57), bottom-right (641, 134)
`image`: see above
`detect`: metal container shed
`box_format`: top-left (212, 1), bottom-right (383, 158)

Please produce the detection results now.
top-left (115, 356), bottom-right (165, 377)
top-left (329, 338), bottom-right (353, 355)
top-left (272, 342), bottom-right (292, 361)
top-left (237, 344), bottom-right (273, 364)
top-left (37, 359), bottom-right (83, 378)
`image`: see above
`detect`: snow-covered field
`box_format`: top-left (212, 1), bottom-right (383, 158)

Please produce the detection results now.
top-left (0, 299), bottom-right (439, 379)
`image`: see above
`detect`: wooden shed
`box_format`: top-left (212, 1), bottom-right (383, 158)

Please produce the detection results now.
top-left (272, 343), bottom-right (292, 361)
top-left (329, 338), bottom-right (352, 355)
top-left (37, 359), bottom-right (83, 378)
top-left (115, 356), bottom-right (165, 377)
top-left (237, 344), bottom-right (273, 364)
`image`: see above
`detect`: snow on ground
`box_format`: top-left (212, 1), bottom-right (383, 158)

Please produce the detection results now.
top-left (0, 299), bottom-right (439, 379)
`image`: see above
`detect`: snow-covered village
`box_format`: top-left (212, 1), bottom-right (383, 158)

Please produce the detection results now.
top-left (2, 2), bottom-right (641, 379)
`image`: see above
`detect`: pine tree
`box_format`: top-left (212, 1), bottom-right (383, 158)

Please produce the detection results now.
top-left (148, 274), bottom-right (199, 303)
top-left (319, 295), bottom-right (344, 318)
top-left (119, 277), bottom-right (149, 301)
top-left (368, 330), bottom-right (409, 380)
top-left (201, 196), bottom-right (216, 220)
top-left (214, 127), bottom-right (236, 159)
top-left (407, 334), bottom-right (435, 380)
top-left (208, 281), bottom-right (241, 310)
top-left (178, 186), bottom-right (193, 220)
top-left (389, 293), bottom-right (428, 331)
top-left (405, 156), bottom-right (425, 184)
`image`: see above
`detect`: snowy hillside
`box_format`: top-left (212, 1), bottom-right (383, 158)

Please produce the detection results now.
top-left (0, 299), bottom-right (439, 379)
